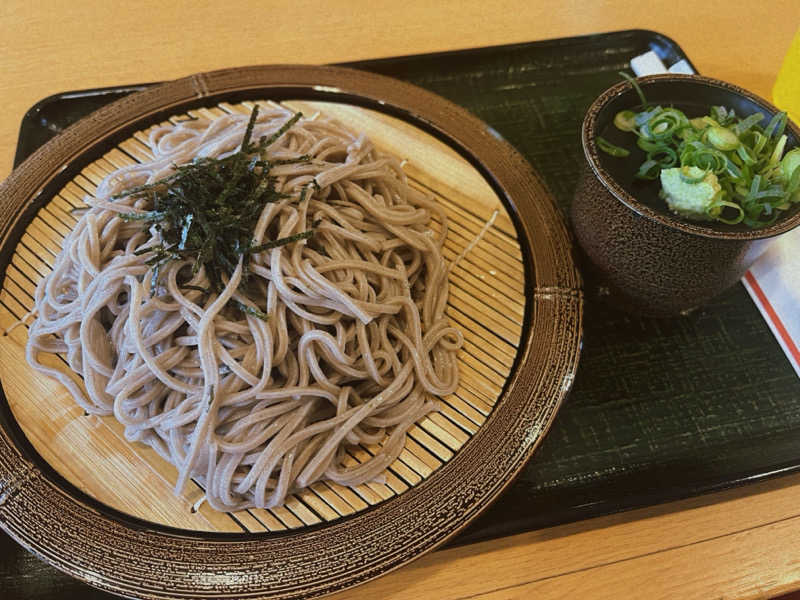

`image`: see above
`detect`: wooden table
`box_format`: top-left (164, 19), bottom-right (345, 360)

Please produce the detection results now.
top-left (1, 2), bottom-right (799, 598)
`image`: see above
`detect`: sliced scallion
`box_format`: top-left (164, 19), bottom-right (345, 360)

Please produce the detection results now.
top-left (596, 72), bottom-right (798, 227)
top-left (596, 137), bottom-right (630, 157)
top-left (614, 110), bottom-right (637, 132)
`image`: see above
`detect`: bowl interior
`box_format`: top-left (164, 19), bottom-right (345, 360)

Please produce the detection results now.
top-left (593, 77), bottom-right (800, 236)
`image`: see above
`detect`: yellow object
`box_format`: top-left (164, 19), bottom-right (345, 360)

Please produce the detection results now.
top-left (773, 27), bottom-right (800, 123)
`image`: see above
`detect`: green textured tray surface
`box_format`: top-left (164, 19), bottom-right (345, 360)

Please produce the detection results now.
top-left (348, 30), bottom-right (800, 541)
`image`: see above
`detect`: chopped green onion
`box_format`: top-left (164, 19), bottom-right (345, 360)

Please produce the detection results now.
top-left (706, 126), bottom-right (739, 151)
top-left (781, 148), bottom-right (800, 182)
top-left (736, 143), bottom-right (757, 166)
top-left (596, 136), bottom-right (630, 157)
top-left (765, 111), bottom-right (787, 139)
top-left (710, 106), bottom-right (737, 126)
top-left (649, 147), bottom-right (678, 168)
top-left (733, 112), bottom-right (764, 136)
top-left (607, 72), bottom-right (798, 227)
top-left (647, 108), bottom-right (689, 141)
top-left (635, 159), bottom-right (661, 180)
top-left (711, 199), bottom-right (745, 224)
top-left (635, 107), bottom-right (662, 128)
top-left (769, 134), bottom-right (788, 167)
top-left (614, 110), bottom-right (637, 132)
top-left (619, 71), bottom-right (648, 108)
top-left (690, 117), bottom-right (709, 130)
top-left (679, 167), bottom-right (709, 184)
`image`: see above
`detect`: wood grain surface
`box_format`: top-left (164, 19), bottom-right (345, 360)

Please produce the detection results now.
top-left (0, 1), bottom-right (798, 599)
top-left (0, 0), bottom-right (797, 179)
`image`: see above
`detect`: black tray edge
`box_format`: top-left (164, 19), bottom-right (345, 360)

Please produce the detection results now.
top-left (13, 28), bottom-right (697, 169)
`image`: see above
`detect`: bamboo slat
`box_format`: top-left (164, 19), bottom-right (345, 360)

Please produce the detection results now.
top-left (0, 100), bottom-right (525, 532)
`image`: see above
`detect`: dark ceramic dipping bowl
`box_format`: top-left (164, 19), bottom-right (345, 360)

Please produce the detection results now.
top-left (572, 74), bottom-right (800, 316)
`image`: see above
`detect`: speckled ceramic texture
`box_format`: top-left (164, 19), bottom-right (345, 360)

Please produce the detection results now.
top-left (0, 65), bottom-right (582, 599)
top-left (573, 74), bottom-right (800, 316)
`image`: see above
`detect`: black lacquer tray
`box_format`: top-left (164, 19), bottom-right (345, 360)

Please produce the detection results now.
top-left (4, 29), bottom-right (799, 599)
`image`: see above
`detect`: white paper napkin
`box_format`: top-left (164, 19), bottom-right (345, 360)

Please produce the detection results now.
top-left (742, 231), bottom-right (800, 376)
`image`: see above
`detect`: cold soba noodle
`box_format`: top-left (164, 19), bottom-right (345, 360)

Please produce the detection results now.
top-left (25, 104), bottom-right (462, 512)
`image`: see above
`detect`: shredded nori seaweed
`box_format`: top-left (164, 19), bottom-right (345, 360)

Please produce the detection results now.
top-left (118, 105), bottom-right (316, 318)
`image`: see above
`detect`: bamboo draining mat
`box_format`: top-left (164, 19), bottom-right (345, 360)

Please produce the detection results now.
top-left (0, 100), bottom-right (524, 533)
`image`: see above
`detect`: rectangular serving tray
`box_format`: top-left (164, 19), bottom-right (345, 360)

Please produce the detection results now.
top-left (3, 28), bottom-right (798, 599)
